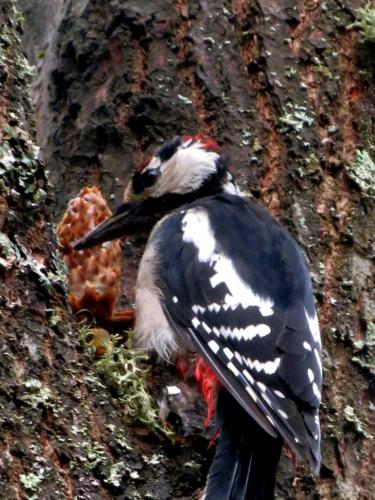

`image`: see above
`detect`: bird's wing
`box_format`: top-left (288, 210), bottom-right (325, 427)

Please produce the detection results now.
top-left (153, 194), bottom-right (322, 471)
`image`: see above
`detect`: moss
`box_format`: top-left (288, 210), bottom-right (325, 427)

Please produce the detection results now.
top-left (80, 327), bottom-right (172, 436)
top-left (349, 4), bottom-right (375, 42)
top-left (95, 333), bottom-right (170, 435)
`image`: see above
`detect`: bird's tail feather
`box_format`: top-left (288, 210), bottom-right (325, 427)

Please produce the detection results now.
top-left (203, 391), bottom-right (283, 500)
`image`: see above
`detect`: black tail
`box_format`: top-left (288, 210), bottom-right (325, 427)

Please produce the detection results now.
top-left (203, 391), bottom-right (283, 500)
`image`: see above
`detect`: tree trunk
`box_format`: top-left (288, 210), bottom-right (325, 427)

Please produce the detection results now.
top-left (5, 0), bottom-right (375, 498)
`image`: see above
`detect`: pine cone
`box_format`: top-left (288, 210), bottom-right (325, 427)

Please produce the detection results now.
top-left (57, 186), bottom-right (122, 322)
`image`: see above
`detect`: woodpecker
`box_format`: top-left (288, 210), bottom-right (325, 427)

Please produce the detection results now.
top-left (76, 135), bottom-right (322, 499)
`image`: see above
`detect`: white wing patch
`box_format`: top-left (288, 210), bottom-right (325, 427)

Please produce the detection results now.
top-left (312, 382), bottom-right (321, 401)
top-left (191, 317), bottom-right (200, 328)
top-left (218, 324), bottom-right (271, 341)
top-left (314, 348), bottom-right (322, 376)
top-left (182, 209), bottom-right (274, 316)
top-left (208, 339), bottom-right (220, 353)
top-left (182, 210), bottom-right (216, 262)
top-left (304, 308), bottom-right (321, 345)
top-left (244, 356), bottom-right (281, 375)
top-left (303, 341), bottom-right (312, 351)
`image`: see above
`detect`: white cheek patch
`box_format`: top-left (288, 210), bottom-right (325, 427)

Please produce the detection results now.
top-left (182, 209), bottom-right (274, 316)
top-left (151, 143), bottom-right (220, 196)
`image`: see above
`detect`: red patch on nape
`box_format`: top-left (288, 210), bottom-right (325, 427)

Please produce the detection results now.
top-left (182, 134), bottom-right (222, 153)
top-left (194, 356), bottom-right (221, 426)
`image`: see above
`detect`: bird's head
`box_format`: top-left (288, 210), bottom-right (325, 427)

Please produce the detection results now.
top-left (75, 135), bottom-right (238, 249)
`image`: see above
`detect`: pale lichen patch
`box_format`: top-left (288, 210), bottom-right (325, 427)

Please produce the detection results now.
top-left (346, 149), bottom-right (375, 198)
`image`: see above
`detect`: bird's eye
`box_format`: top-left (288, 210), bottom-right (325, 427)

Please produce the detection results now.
top-left (132, 169), bottom-right (160, 194)
top-left (142, 169), bottom-right (160, 187)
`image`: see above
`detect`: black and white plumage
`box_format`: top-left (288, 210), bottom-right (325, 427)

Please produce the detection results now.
top-left (76, 135), bottom-right (322, 499)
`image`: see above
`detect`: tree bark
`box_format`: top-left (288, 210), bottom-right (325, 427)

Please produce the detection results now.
top-left (1, 2), bottom-right (206, 499)
top-left (6, 0), bottom-right (375, 498)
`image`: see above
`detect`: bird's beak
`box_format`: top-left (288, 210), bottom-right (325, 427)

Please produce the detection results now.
top-left (74, 199), bottom-right (160, 250)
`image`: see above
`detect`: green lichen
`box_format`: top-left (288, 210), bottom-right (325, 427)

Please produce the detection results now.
top-left (78, 442), bottom-right (126, 488)
top-left (0, 231), bottom-right (20, 260)
top-left (349, 4), bottom-right (375, 42)
top-left (83, 442), bottom-right (108, 470)
top-left (20, 471), bottom-right (43, 499)
top-left (46, 308), bottom-right (62, 327)
top-left (241, 127), bottom-right (252, 146)
top-left (20, 379), bottom-right (52, 408)
top-left (312, 58), bottom-right (333, 79)
top-left (19, 449), bottom-right (48, 497)
top-left (297, 152), bottom-right (321, 178)
top-left (106, 424), bottom-right (133, 451)
top-left (346, 149), bottom-right (375, 198)
top-left (105, 461), bottom-right (125, 487)
top-left (352, 322), bottom-right (375, 375)
top-left (177, 94), bottom-right (193, 105)
top-left (353, 322), bottom-right (375, 350)
top-left (284, 67), bottom-right (297, 79)
top-left (0, 131), bottom-right (47, 208)
top-left (47, 242), bottom-right (68, 293)
top-left (18, 243), bottom-right (53, 291)
top-left (279, 103), bottom-right (314, 133)
top-left (0, 2), bottom-right (47, 209)
top-left (343, 405), bottom-right (373, 439)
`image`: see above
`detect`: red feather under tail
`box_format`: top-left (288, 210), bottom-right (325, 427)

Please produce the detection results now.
top-left (194, 356), bottom-right (221, 426)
